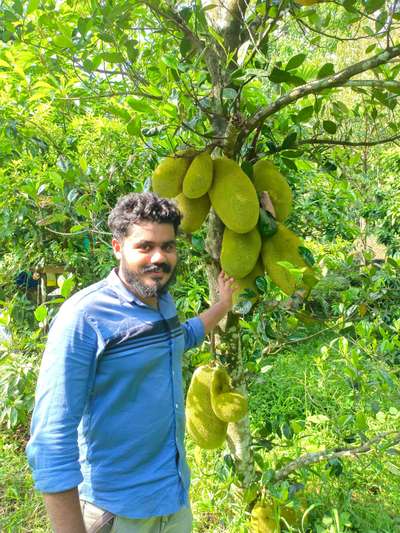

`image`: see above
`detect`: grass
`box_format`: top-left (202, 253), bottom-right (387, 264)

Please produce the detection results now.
top-left (1, 332), bottom-right (400, 532)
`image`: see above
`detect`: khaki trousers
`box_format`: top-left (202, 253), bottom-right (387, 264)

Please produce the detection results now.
top-left (80, 500), bottom-right (192, 533)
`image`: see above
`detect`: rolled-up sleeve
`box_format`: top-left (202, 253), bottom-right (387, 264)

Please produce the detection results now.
top-left (26, 307), bottom-right (99, 493)
top-left (181, 316), bottom-right (205, 351)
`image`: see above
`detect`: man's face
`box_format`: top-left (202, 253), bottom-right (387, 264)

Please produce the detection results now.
top-left (112, 222), bottom-right (178, 301)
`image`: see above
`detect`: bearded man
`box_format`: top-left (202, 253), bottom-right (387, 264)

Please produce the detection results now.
top-left (27, 192), bottom-right (235, 533)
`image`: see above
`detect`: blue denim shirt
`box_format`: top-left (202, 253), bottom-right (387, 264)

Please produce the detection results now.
top-left (26, 269), bottom-right (205, 519)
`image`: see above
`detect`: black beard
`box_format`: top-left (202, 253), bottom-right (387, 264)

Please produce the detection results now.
top-left (120, 258), bottom-right (177, 299)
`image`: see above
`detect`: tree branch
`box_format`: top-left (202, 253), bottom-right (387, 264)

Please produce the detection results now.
top-left (244, 44), bottom-right (400, 135)
top-left (274, 431), bottom-right (400, 481)
top-left (345, 79), bottom-right (400, 91)
top-left (294, 133), bottom-right (400, 148)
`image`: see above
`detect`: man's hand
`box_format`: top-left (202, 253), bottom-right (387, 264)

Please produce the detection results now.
top-left (198, 271), bottom-right (237, 334)
top-left (217, 270), bottom-right (236, 312)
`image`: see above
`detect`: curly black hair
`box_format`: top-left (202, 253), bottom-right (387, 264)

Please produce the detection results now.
top-left (108, 192), bottom-right (182, 240)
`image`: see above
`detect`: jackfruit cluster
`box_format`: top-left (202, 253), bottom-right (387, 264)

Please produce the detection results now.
top-left (152, 151), bottom-right (317, 298)
top-left (185, 365), bottom-right (227, 449)
top-left (185, 364), bottom-right (247, 449)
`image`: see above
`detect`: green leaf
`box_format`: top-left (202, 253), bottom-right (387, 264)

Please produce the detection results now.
top-left (26, 0), bottom-right (40, 15)
top-left (102, 52), bottom-right (124, 63)
top-left (281, 132), bottom-right (297, 150)
top-left (317, 63), bottom-right (335, 79)
top-left (222, 87), bottom-right (237, 99)
top-left (269, 67), bottom-right (295, 84)
top-left (59, 276), bottom-right (75, 298)
top-left (34, 304), bottom-right (48, 322)
top-left (125, 39), bottom-right (138, 62)
top-left (323, 120), bottom-right (337, 134)
top-left (294, 105), bottom-right (314, 123)
top-left (53, 35), bottom-right (73, 48)
top-left (126, 116), bottom-right (142, 136)
top-left (286, 53), bottom-right (306, 71)
top-left (365, 0), bottom-right (385, 14)
top-left (126, 97), bottom-right (154, 114)
top-left (298, 246), bottom-right (315, 266)
top-left (386, 462), bottom-right (400, 477)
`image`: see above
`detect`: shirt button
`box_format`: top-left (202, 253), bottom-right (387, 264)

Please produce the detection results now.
top-left (175, 403), bottom-right (179, 409)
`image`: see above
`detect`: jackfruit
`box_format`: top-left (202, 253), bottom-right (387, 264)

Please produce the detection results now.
top-left (175, 193), bottom-right (210, 233)
top-left (261, 223), bottom-right (315, 295)
top-left (209, 158), bottom-right (259, 233)
top-left (210, 367), bottom-right (248, 423)
top-left (152, 151), bottom-right (193, 198)
top-left (250, 502), bottom-right (278, 533)
top-left (220, 227), bottom-right (261, 280)
top-left (233, 260), bottom-right (264, 305)
top-left (250, 500), bottom-right (302, 533)
top-left (183, 152), bottom-right (214, 198)
top-left (253, 160), bottom-right (292, 221)
top-left (185, 365), bottom-right (228, 449)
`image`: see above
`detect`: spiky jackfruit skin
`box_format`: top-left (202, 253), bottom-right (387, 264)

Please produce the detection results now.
top-left (209, 158), bottom-right (259, 233)
top-left (253, 160), bottom-right (292, 221)
top-left (233, 260), bottom-right (264, 305)
top-left (250, 501), bottom-right (301, 532)
top-left (185, 365), bottom-right (228, 449)
top-left (183, 152), bottom-right (214, 199)
top-left (175, 193), bottom-right (210, 233)
top-left (220, 227), bottom-right (261, 279)
top-left (261, 223), bottom-right (314, 295)
top-left (210, 367), bottom-right (248, 423)
top-left (152, 152), bottom-right (193, 198)
top-left (250, 502), bottom-right (278, 533)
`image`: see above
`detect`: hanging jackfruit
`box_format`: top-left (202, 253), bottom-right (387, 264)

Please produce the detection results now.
top-left (250, 500), bottom-right (302, 533)
top-left (250, 502), bottom-right (278, 533)
top-left (220, 227), bottom-right (261, 280)
top-left (261, 223), bottom-right (316, 295)
top-left (183, 151), bottom-right (214, 199)
top-left (233, 260), bottom-right (264, 305)
top-left (185, 365), bottom-right (228, 449)
top-left (210, 367), bottom-right (248, 423)
top-left (209, 158), bottom-right (259, 233)
top-left (152, 151), bottom-right (194, 198)
top-left (253, 160), bottom-right (292, 222)
top-left (175, 193), bottom-right (210, 233)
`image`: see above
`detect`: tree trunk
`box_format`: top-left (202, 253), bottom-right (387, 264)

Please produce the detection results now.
top-left (205, 208), bottom-right (256, 488)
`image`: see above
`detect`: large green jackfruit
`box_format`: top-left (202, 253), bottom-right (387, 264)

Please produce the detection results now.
top-left (186, 365), bottom-right (228, 449)
top-left (209, 158), bottom-right (259, 233)
top-left (210, 367), bottom-right (248, 423)
top-left (233, 260), bottom-right (264, 305)
top-left (152, 151), bottom-right (193, 198)
top-left (183, 152), bottom-right (214, 199)
top-left (261, 223), bottom-right (315, 295)
top-left (253, 160), bottom-right (292, 221)
top-left (175, 193), bottom-right (210, 233)
top-left (220, 227), bottom-right (261, 279)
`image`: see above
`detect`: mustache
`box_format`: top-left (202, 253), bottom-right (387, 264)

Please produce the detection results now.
top-left (141, 263), bottom-right (171, 274)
